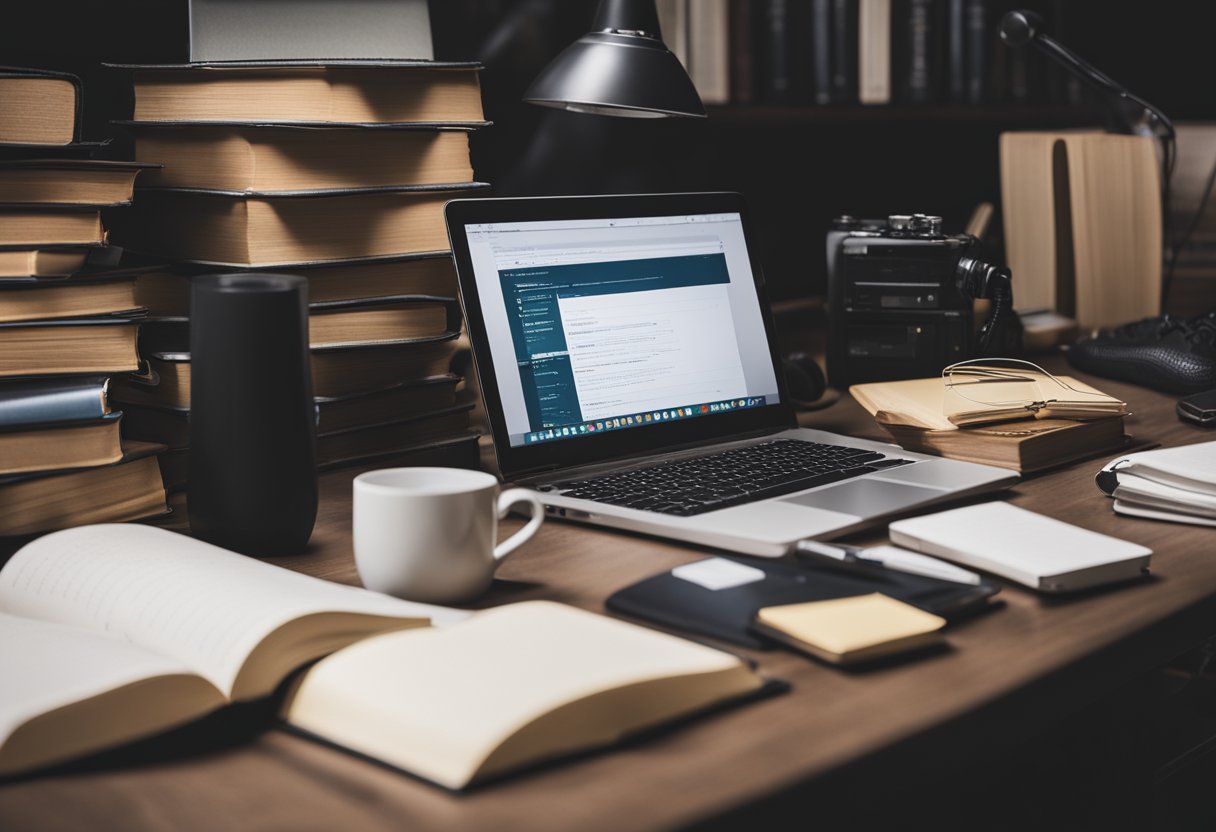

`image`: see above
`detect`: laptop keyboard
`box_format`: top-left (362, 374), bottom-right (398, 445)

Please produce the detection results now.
top-left (545, 439), bottom-right (913, 517)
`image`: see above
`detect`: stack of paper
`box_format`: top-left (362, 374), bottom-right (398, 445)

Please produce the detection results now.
top-left (1097, 442), bottom-right (1216, 526)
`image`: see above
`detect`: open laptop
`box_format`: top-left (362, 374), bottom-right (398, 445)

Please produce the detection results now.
top-left (445, 192), bottom-right (1017, 557)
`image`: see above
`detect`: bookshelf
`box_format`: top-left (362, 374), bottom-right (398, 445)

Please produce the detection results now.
top-left (704, 104), bottom-right (1099, 126)
top-left (428, 0), bottom-right (1215, 305)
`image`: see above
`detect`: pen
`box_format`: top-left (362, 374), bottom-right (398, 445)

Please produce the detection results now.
top-left (794, 540), bottom-right (983, 586)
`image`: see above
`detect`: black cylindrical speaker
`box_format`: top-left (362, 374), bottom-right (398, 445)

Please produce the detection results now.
top-left (188, 274), bottom-right (317, 555)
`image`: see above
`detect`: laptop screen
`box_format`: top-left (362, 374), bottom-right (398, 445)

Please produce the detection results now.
top-left (461, 211), bottom-right (783, 448)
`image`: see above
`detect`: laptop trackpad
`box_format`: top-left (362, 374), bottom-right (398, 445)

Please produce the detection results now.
top-left (782, 478), bottom-right (942, 516)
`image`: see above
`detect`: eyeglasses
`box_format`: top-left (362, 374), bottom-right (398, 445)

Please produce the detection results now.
top-left (942, 358), bottom-right (1125, 420)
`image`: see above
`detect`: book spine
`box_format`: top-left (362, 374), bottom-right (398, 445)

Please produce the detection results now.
top-left (657, 0), bottom-right (690, 69)
top-left (964, 0), bottom-right (986, 104)
top-left (760, 0), bottom-right (794, 103)
top-left (729, 0), bottom-right (756, 104)
top-left (947, 0), bottom-right (964, 102)
top-left (858, 0), bottom-right (891, 104)
top-left (905, 0), bottom-right (934, 103)
top-left (0, 378), bottom-right (109, 429)
top-left (811, 0), bottom-right (833, 104)
top-left (689, 0), bottom-right (731, 105)
top-left (830, 0), bottom-right (857, 103)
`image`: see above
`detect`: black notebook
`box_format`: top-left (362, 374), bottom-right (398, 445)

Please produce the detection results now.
top-left (606, 556), bottom-right (1001, 650)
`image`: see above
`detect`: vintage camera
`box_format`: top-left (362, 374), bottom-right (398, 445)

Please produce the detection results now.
top-left (826, 213), bottom-right (1015, 388)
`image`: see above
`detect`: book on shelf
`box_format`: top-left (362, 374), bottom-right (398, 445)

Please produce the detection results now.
top-left (111, 331), bottom-right (463, 407)
top-left (112, 187), bottom-right (481, 266)
top-left (729, 0), bottom-right (756, 105)
top-left (124, 124), bottom-right (476, 193)
top-left (758, 0), bottom-right (797, 104)
top-left (0, 317), bottom-right (141, 378)
top-left (281, 600), bottom-right (770, 790)
top-left (830, 0), bottom-right (858, 103)
top-left (893, 0), bottom-right (935, 104)
top-left (0, 441), bottom-right (167, 536)
top-left (858, 0), bottom-right (892, 105)
top-left (0, 523), bottom-right (456, 776)
top-left (0, 209), bottom-right (104, 246)
top-left (0, 68), bottom-right (80, 147)
top-left (0, 273), bottom-right (148, 323)
top-left (688, 0), bottom-right (731, 106)
top-left (656, 0), bottom-right (690, 70)
top-left (134, 253), bottom-right (459, 310)
top-left (113, 62), bottom-right (486, 126)
top-left (1000, 130), bottom-right (1162, 329)
top-left (0, 248), bottom-right (90, 278)
top-left (810, 0), bottom-right (832, 104)
top-left (963, 0), bottom-right (986, 105)
top-left (0, 160), bottom-right (156, 207)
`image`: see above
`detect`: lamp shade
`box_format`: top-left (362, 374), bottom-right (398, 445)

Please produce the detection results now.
top-left (523, 0), bottom-right (705, 119)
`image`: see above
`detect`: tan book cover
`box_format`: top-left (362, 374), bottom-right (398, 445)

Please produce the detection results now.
top-left (1000, 130), bottom-right (1162, 328)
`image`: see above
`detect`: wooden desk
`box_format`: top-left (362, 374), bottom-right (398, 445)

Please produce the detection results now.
top-left (3, 367), bottom-right (1216, 831)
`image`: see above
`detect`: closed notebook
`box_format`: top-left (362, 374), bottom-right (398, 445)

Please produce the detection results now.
top-left (752, 594), bottom-right (946, 665)
top-left (889, 502), bottom-right (1152, 593)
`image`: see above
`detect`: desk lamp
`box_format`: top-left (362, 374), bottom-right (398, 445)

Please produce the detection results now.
top-left (523, 0), bottom-right (705, 118)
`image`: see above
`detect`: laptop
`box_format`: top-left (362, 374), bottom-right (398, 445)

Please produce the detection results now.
top-left (445, 192), bottom-right (1017, 557)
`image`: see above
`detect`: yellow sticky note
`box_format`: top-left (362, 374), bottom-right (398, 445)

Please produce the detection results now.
top-left (755, 593), bottom-right (946, 665)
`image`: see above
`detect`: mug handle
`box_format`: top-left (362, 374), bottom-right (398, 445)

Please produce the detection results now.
top-left (494, 488), bottom-right (545, 562)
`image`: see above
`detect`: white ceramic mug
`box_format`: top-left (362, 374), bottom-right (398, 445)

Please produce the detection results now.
top-left (352, 467), bottom-right (544, 604)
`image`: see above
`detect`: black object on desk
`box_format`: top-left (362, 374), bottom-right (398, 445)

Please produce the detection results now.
top-left (606, 556), bottom-right (1000, 650)
top-left (188, 273), bottom-right (317, 555)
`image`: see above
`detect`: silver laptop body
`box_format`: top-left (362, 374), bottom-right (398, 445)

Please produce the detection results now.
top-left (445, 193), bottom-right (1017, 557)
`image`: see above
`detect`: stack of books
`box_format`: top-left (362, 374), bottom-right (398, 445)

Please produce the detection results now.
top-left (0, 67), bottom-right (168, 537)
top-left (850, 372), bottom-right (1130, 473)
top-left (104, 60), bottom-right (492, 486)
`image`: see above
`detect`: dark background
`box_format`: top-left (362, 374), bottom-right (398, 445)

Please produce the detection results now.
top-left (3, 0), bottom-right (1214, 301)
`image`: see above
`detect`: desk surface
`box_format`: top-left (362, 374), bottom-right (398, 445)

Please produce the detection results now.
top-left (3, 365), bottom-right (1215, 831)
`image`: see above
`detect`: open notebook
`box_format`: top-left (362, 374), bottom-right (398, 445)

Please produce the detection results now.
top-left (0, 526), bottom-right (769, 783)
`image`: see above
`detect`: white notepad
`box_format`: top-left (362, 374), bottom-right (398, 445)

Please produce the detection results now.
top-left (888, 502), bottom-right (1152, 592)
